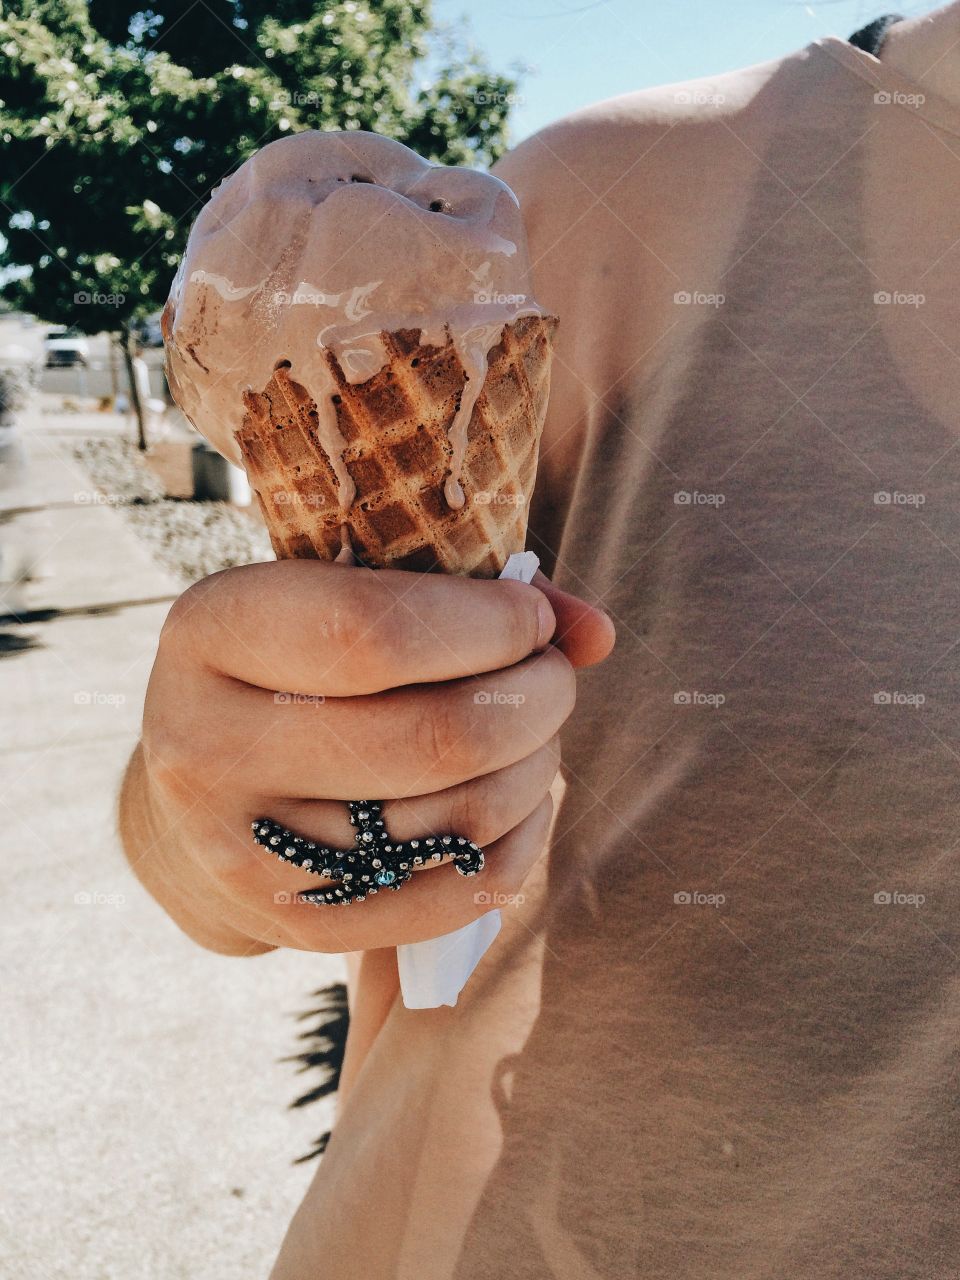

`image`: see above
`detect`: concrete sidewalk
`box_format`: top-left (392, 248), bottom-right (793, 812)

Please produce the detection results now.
top-left (0, 404), bottom-right (342, 1279)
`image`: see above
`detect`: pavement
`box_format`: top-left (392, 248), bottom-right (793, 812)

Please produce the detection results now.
top-left (0, 399), bottom-right (343, 1279)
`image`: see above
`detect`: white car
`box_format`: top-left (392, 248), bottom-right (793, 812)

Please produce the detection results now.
top-left (43, 327), bottom-right (90, 368)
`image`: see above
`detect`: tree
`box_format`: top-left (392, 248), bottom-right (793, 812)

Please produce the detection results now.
top-left (0, 1), bottom-right (518, 448)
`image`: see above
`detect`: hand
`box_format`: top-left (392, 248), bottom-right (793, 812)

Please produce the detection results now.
top-left (122, 560), bottom-right (614, 955)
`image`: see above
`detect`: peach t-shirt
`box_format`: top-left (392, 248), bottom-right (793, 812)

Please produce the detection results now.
top-left (276, 37), bottom-right (960, 1279)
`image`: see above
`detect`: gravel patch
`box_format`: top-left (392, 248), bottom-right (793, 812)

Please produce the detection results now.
top-left (71, 439), bottom-right (274, 583)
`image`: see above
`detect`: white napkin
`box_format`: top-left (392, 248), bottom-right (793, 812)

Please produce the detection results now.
top-left (397, 550), bottom-right (541, 1008)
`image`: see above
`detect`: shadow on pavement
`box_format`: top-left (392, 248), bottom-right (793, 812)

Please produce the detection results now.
top-left (0, 628), bottom-right (43, 658)
top-left (284, 982), bottom-right (349, 1163)
top-left (0, 593), bottom-right (178, 626)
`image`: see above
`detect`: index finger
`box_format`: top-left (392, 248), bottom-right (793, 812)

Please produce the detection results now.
top-left (163, 559), bottom-right (556, 696)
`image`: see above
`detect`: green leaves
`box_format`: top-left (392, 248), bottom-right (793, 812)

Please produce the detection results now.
top-left (0, 0), bottom-right (519, 333)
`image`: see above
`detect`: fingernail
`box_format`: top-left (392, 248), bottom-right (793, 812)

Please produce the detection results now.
top-left (536, 595), bottom-right (556, 649)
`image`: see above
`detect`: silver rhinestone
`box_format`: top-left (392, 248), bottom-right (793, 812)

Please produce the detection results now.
top-left (426, 838), bottom-right (436, 848)
top-left (361, 831), bottom-right (374, 843)
top-left (302, 860), bottom-right (312, 870)
top-left (457, 837), bottom-right (466, 845)
top-left (400, 862), bottom-right (408, 870)
top-left (432, 852), bottom-right (442, 862)
top-left (441, 836), bottom-right (452, 846)
top-left (372, 859), bottom-right (382, 869)
top-left (410, 840), bottom-right (419, 849)
top-left (413, 856), bottom-right (423, 865)
top-left (269, 836), bottom-right (281, 846)
top-left (358, 810), bottom-right (370, 820)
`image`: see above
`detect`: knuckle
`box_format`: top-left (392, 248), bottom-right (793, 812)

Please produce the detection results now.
top-left (548, 648), bottom-right (578, 715)
top-left (213, 840), bottom-right (259, 889)
top-left (157, 571), bottom-right (229, 664)
top-left (142, 698), bottom-right (226, 803)
top-left (323, 576), bottom-right (408, 688)
top-left (157, 589), bottom-right (200, 661)
top-left (410, 698), bottom-right (466, 775)
top-left (482, 799), bottom-right (553, 903)
top-left (142, 726), bottom-right (205, 804)
top-left (526, 648), bottom-right (577, 728)
top-left (498, 580), bottom-right (540, 654)
top-left (455, 777), bottom-right (502, 846)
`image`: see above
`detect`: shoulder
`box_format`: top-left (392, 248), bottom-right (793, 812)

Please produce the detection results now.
top-left (493, 49), bottom-right (796, 229)
top-left (491, 47), bottom-right (820, 335)
top-left (490, 46), bottom-right (823, 491)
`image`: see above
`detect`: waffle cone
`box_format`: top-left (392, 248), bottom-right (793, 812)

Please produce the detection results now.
top-left (235, 314), bottom-right (557, 577)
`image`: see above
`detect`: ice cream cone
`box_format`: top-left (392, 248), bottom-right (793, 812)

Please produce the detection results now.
top-left (235, 313), bottom-right (557, 577)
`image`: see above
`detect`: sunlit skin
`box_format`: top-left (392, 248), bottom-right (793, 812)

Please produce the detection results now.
top-left (880, 2), bottom-right (960, 108)
top-left (120, 563), bottom-right (614, 962)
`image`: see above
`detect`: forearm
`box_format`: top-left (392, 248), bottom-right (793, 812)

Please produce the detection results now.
top-left (119, 743), bottom-right (275, 957)
top-left (338, 948), bottom-right (400, 1104)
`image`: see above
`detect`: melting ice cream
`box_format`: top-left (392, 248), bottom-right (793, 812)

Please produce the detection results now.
top-left (162, 130), bottom-right (546, 525)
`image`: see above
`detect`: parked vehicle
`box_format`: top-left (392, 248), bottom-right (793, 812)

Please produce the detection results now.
top-left (43, 326), bottom-right (90, 368)
top-left (133, 313), bottom-right (164, 348)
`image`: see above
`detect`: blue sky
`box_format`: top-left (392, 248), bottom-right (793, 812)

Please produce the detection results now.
top-left (433, 0), bottom-right (930, 142)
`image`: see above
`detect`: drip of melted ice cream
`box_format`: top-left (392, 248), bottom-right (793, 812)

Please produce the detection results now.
top-left (162, 130), bottom-right (546, 532)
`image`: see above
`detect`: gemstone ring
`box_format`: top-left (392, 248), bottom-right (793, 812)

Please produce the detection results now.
top-left (252, 800), bottom-right (485, 905)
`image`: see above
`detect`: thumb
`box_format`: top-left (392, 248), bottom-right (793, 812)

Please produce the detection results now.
top-left (533, 571), bottom-right (616, 669)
